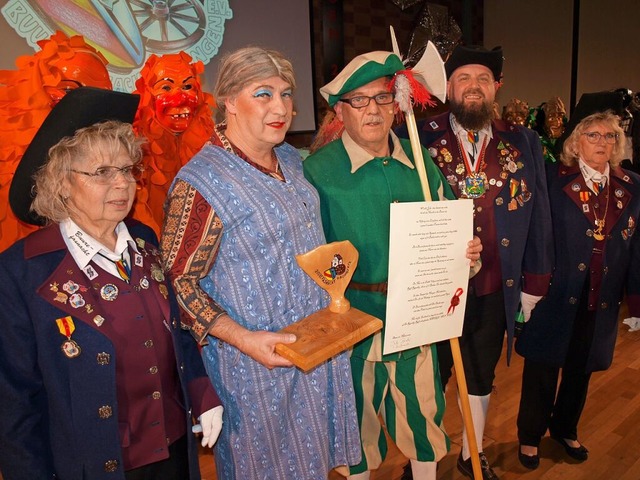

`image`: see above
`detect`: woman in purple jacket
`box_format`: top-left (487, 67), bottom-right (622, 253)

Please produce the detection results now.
top-left (516, 107), bottom-right (640, 470)
top-left (0, 88), bottom-right (222, 480)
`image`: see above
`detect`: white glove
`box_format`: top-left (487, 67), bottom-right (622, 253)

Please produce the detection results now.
top-left (623, 317), bottom-right (640, 332)
top-left (192, 405), bottom-right (224, 448)
top-left (520, 292), bottom-right (543, 322)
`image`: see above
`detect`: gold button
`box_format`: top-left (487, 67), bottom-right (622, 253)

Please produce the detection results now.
top-left (603, 267), bottom-right (609, 274)
top-left (172, 319), bottom-right (178, 328)
top-left (98, 405), bottom-right (113, 419)
top-left (382, 159), bottom-right (389, 166)
top-left (569, 297), bottom-right (578, 304)
top-left (152, 391), bottom-right (161, 400)
top-left (97, 353), bottom-right (111, 365)
top-left (495, 197), bottom-right (504, 206)
top-left (578, 263), bottom-right (586, 271)
top-left (476, 226), bottom-right (482, 233)
top-left (501, 238), bottom-right (510, 247)
top-left (586, 229), bottom-right (594, 237)
top-left (149, 366), bottom-right (158, 374)
top-left (476, 206), bottom-right (483, 213)
top-left (505, 279), bottom-right (514, 287)
top-left (144, 340), bottom-right (154, 348)
top-left (601, 302), bottom-right (608, 309)
top-left (104, 460), bottom-right (118, 472)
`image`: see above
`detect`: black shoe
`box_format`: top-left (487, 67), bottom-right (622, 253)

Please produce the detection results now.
top-left (400, 462), bottom-right (413, 480)
top-left (550, 435), bottom-right (588, 461)
top-left (518, 445), bottom-right (540, 470)
top-left (457, 452), bottom-right (500, 480)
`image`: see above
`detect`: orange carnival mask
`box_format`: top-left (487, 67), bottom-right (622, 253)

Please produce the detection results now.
top-left (0, 31), bottom-right (112, 252)
top-left (43, 50), bottom-right (112, 106)
top-left (146, 54), bottom-right (202, 133)
top-left (31, 32), bottom-right (112, 107)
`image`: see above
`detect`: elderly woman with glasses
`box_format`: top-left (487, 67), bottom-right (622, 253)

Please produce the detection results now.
top-left (0, 88), bottom-right (222, 480)
top-left (515, 109), bottom-right (640, 470)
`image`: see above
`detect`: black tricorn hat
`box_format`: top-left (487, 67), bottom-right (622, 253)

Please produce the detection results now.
top-left (555, 90), bottom-right (627, 153)
top-left (445, 45), bottom-right (503, 81)
top-left (9, 87), bottom-right (140, 226)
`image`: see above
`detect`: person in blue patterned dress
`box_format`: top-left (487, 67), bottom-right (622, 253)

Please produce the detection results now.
top-left (160, 46), bottom-right (362, 479)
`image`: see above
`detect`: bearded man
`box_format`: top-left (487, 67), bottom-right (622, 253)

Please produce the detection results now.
top-left (397, 44), bottom-right (553, 480)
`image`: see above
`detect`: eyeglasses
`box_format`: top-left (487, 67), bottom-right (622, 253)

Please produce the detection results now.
top-left (338, 93), bottom-right (395, 109)
top-left (581, 132), bottom-right (619, 145)
top-left (71, 164), bottom-right (145, 184)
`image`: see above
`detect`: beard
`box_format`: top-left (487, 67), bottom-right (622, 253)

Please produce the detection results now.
top-left (450, 96), bottom-right (494, 131)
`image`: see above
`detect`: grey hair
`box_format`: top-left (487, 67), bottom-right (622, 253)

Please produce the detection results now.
top-left (31, 120), bottom-right (142, 223)
top-left (213, 46), bottom-right (296, 119)
top-left (560, 111), bottom-right (626, 167)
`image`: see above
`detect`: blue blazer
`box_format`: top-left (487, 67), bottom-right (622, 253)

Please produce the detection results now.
top-left (397, 113), bottom-right (553, 361)
top-left (516, 162), bottom-right (640, 372)
top-left (0, 221), bottom-right (213, 480)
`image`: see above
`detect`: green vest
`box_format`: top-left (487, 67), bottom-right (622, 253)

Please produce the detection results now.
top-left (304, 137), bottom-right (453, 361)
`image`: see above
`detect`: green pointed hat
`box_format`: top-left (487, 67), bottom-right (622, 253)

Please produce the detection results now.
top-left (320, 51), bottom-right (404, 107)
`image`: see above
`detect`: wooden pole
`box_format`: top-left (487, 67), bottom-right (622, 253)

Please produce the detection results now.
top-left (404, 108), bottom-right (483, 480)
top-left (404, 110), bottom-right (432, 202)
top-left (449, 338), bottom-right (483, 480)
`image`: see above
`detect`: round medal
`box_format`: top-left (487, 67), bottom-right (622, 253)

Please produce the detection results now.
top-left (100, 284), bottom-right (119, 301)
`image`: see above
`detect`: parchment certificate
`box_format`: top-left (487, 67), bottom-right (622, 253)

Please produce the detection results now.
top-left (383, 199), bottom-right (474, 355)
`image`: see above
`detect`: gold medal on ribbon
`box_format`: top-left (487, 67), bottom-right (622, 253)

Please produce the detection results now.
top-left (463, 172), bottom-right (488, 198)
top-left (55, 316), bottom-right (81, 358)
top-left (61, 340), bottom-right (81, 358)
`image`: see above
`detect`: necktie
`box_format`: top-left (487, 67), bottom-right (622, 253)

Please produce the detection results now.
top-left (466, 130), bottom-right (479, 162)
top-left (592, 177), bottom-right (605, 194)
top-left (115, 257), bottom-right (130, 283)
top-left (98, 251), bottom-right (131, 283)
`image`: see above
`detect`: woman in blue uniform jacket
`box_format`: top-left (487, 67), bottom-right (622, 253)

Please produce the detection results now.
top-left (0, 88), bottom-right (222, 480)
top-left (515, 110), bottom-right (640, 469)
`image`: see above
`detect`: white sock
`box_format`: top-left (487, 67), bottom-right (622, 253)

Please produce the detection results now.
top-left (347, 472), bottom-right (371, 480)
top-left (410, 459), bottom-right (437, 479)
top-left (460, 393), bottom-right (490, 459)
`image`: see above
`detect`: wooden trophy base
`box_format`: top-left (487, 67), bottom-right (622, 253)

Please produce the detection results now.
top-left (275, 307), bottom-right (382, 372)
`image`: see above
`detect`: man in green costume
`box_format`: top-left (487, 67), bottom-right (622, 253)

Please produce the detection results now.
top-left (304, 51), bottom-right (481, 480)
